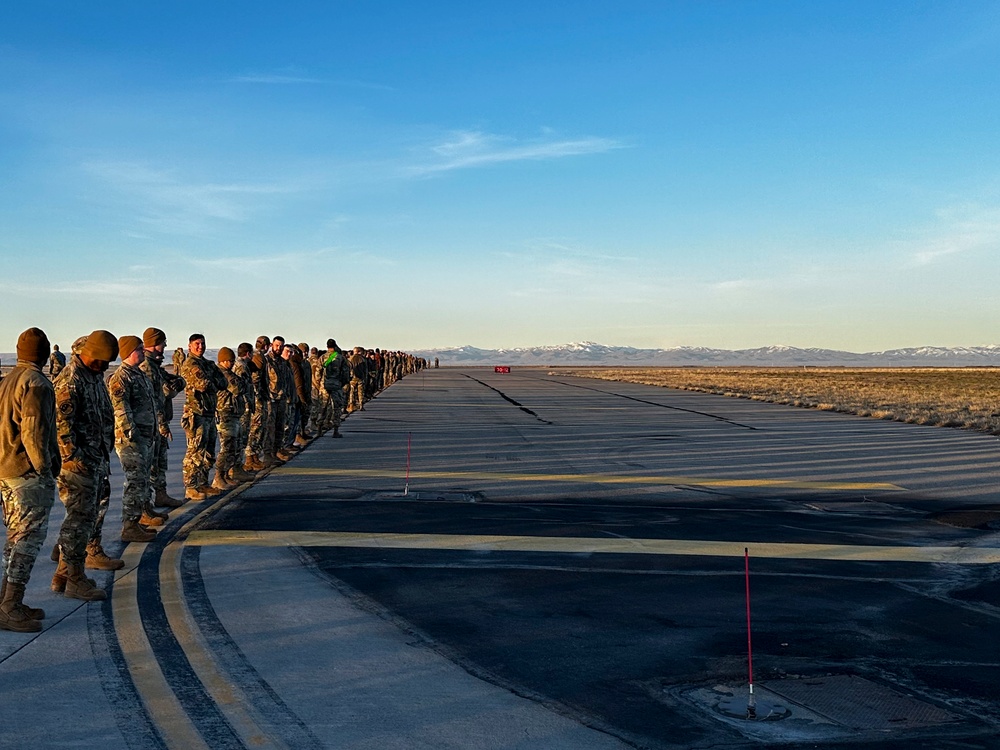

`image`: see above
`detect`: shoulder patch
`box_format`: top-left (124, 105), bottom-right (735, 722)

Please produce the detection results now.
top-left (59, 400), bottom-right (75, 415)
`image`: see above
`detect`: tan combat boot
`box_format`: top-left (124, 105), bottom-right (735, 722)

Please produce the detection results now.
top-left (52, 558), bottom-right (97, 594)
top-left (185, 486), bottom-right (208, 501)
top-left (139, 511), bottom-right (164, 527)
top-left (85, 542), bottom-right (125, 571)
top-left (0, 572), bottom-right (44, 620)
top-left (212, 471), bottom-right (236, 492)
top-left (229, 466), bottom-right (255, 483)
top-left (153, 487), bottom-right (185, 508)
top-left (0, 579), bottom-right (42, 633)
top-left (122, 519), bottom-right (157, 543)
top-left (64, 563), bottom-right (107, 601)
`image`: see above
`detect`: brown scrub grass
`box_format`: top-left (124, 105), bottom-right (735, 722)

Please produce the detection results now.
top-left (554, 367), bottom-right (1000, 435)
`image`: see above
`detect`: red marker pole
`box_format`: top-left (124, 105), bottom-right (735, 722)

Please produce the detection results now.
top-left (745, 546), bottom-right (756, 718)
top-left (404, 432), bottom-right (412, 495)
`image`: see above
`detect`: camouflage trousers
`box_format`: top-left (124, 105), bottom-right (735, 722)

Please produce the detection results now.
top-left (150, 429), bottom-right (170, 491)
top-left (216, 416), bottom-right (241, 477)
top-left (55, 460), bottom-right (107, 566)
top-left (238, 410), bottom-right (251, 459)
top-left (264, 399), bottom-right (285, 456)
top-left (117, 432), bottom-right (154, 522)
top-left (182, 412), bottom-right (217, 489)
top-left (312, 389), bottom-right (332, 431)
top-left (348, 378), bottom-right (365, 412)
top-left (1, 473), bottom-right (56, 585)
top-left (247, 399), bottom-right (268, 460)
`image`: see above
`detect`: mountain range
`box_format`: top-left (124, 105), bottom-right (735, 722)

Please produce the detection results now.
top-left (411, 342), bottom-right (1000, 367)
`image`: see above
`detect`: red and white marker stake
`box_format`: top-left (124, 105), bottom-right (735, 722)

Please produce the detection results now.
top-left (745, 546), bottom-right (756, 718)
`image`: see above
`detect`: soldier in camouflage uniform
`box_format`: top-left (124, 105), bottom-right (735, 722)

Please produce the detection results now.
top-left (265, 337), bottom-right (291, 462)
top-left (233, 343), bottom-right (256, 476)
top-left (246, 337), bottom-right (271, 470)
top-left (109, 336), bottom-right (159, 542)
top-left (213, 348), bottom-right (248, 489)
top-left (309, 347), bottom-right (331, 433)
top-left (139, 327), bottom-right (186, 509)
top-left (180, 333), bottom-right (228, 501)
top-left (0, 328), bottom-right (60, 632)
top-left (322, 339), bottom-right (351, 438)
top-left (48, 344), bottom-right (66, 378)
top-left (51, 330), bottom-right (119, 600)
top-left (347, 347), bottom-right (368, 413)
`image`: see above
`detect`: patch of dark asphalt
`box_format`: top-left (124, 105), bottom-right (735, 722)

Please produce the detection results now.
top-left (460, 374), bottom-right (554, 424)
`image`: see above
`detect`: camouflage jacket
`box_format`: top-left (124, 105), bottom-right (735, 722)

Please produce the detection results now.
top-left (216, 368), bottom-right (247, 421)
top-left (53, 354), bottom-right (114, 469)
top-left (266, 351), bottom-right (290, 402)
top-left (140, 352), bottom-right (185, 432)
top-left (108, 361), bottom-right (157, 443)
top-left (0, 361), bottom-right (61, 480)
top-left (232, 358), bottom-right (256, 416)
top-left (180, 353), bottom-right (228, 417)
top-left (251, 353), bottom-right (270, 407)
top-left (322, 349), bottom-right (351, 392)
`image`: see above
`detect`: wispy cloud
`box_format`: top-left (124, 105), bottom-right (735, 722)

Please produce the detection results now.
top-left (407, 130), bottom-right (624, 176)
top-left (226, 67), bottom-right (394, 91)
top-left (906, 204), bottom-right (1000, 267)
top-left (186, 248), bottom-right (337, 278)
top-left (0, 276), bottom-right (209, 306)
top-left (84, 161), bottom-right (300, 235)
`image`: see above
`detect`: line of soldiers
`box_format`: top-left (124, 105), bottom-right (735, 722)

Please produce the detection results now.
top-left (0, 326), bottom-right (425, 632)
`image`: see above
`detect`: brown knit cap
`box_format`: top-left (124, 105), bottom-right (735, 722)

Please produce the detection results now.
top-left (143, 327), bottom-right (167, 347)
top-left (82, 330), bottom-right (119, 362)
top-left (218, 347), bottom-right (235, 363)
top-left (118, 335), bottom-right (143, 360)
top-left (16, 327), bottom-right (50, 365)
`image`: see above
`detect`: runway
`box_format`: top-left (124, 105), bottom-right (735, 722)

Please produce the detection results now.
top-left (2, 368), bottom-right (999, 749)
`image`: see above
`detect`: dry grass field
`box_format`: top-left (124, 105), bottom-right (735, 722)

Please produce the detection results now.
top-left (556, 367), bottom-right (1000, 435)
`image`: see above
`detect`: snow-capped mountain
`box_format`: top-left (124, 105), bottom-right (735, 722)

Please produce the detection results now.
top-left (412, 342), bottom-right (1000, 367)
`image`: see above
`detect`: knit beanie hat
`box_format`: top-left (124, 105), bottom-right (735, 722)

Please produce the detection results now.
top-left (16, 327), bottom-right (50, 365)
top-left (82, 330), bottom-right (119, 362)
top-left (118, 335), bottom-right (143, 360)
top-left (218, 347), bottom-right (235, 364)
top-left (143, 327), bottom-right (167, 347)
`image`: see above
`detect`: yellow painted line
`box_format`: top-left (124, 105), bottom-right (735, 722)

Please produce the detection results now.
top-left (111, 546), bottom-right (211, 750)
top-left (160, 524), bottom-right (289, 750)
top-left (113, 468), bottom-right (284, 750)
top-left (186, 529), bottom-right (1000, 565)
top-left (270, 467), bottom-right (904, 492)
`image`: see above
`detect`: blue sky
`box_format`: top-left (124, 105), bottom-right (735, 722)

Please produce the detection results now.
top-left (2, 1), bottom-right (998, 353)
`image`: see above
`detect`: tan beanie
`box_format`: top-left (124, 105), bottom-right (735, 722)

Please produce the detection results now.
top-left (16, 327), bottom-right (50, 365)
top-left (143, 327), bottom-right (167, 347)
top-left (118, 335), bottom-right (143, 360)
top-left (82, 330), bottom-right (119, 362)
top-left (218, 346), bottom-right (235, 363)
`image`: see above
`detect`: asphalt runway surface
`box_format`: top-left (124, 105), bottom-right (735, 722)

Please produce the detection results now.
top-left (2, 367), bottom-right (999, 749)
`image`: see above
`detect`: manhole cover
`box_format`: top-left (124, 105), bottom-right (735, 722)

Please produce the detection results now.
top-left (761, 675), bottom-right (962, 731)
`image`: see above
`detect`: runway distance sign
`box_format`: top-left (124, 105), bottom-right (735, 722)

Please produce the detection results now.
top-left (494, 366), bottom-right (511, 373)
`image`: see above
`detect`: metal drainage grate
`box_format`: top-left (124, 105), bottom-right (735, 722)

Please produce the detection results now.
top-left (761, 675), bottom-right (963, 731)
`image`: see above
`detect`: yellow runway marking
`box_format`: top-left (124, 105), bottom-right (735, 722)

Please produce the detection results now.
top-left (186, 530), bottom-right (1000, 565)
top-left (271, 467), bottom-right (904, 492)
top-left (160, 514), bottom-right (290, 750)
top-left (111, 548), bottom-right (210, 750)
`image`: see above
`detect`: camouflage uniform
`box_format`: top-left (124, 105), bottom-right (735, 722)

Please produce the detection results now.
top-left (247, 353), bottom-right (270, 463)
top-left (53, 354), bottom-right (114, 566)
top-left (109, 361), bottom-right (157, 523)
top-left (232, 357), bottom-right (255, 461)
top-left (48, 349), bottom-right (66, 378)
top-left (0, 360), bottom-right (60, 587)
top-left (322, 347), bottom-right (351, 432)
top-left (264, 350), bottom-right (288, 456)
top-left (180, 353), bottom-right (227, 489)
top-left (140, 350), bottom-right (185, 499)
top-left (215, 367), bottom-right (246, 480)
top-left (310, 353), bottom-right (332, 431)
top-left (347, 350), bottom-right (368, 413)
